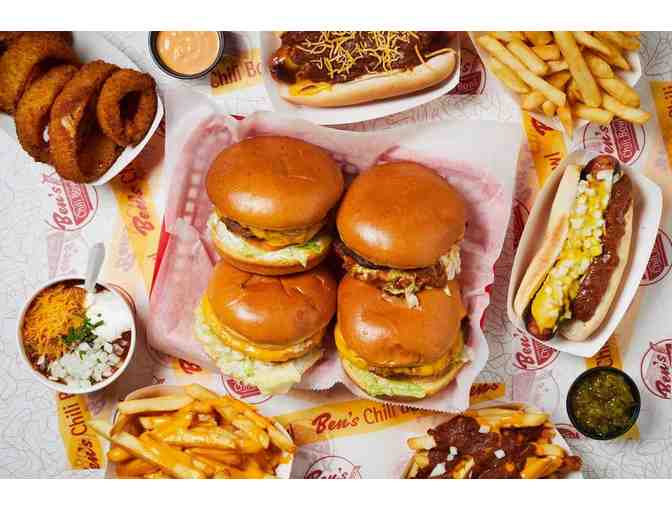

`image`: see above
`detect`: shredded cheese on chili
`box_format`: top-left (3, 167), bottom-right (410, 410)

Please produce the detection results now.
top-left (22, 284), bottom-right (85, 363)
top-left (294, 31), bottom-right (429, 81)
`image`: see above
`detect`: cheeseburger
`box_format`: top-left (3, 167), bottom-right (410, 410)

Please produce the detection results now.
top-left (206, 136), bottom-right (344, 275)
top-left (335, 162), bottom-right (467, 307)
top-left (194, 260), bottom-right (337, 394)
top-left (336, 276), bottom-right (469, 399)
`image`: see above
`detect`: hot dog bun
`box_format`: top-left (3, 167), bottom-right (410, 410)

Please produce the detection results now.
top-left (279, 51), bottom-right (456, 107)
top-left (513, 164), bottom-right (582, 318)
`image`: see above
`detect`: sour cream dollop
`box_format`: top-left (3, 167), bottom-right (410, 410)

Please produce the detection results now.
top-left (84, 290), bottom-right (133, 341)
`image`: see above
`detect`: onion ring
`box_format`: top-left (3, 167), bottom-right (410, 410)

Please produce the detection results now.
top-left (49, 60), bottom-right (122, 183)
top-left (15, 64), bottom-right (79, 163)
top-left (96, 68), bottom-right (157, 146)
top-left (0, 32), bottom-right (78, 114)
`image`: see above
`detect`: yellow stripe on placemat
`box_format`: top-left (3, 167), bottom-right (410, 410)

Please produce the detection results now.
top-left (108, 163), bottom-right (162, 292)
top-left (275, 399), bottom-right (432, 446)
top-left (651, 81), bottom-right (672, 167)
top-left (210, 48), bottom-right (263, 94)
top-left (56, 393), bottom-right (106, 470)
top-left (585, 336), bottom-right (639, 439)
top-left (521, 112), bottom-right (568, 186)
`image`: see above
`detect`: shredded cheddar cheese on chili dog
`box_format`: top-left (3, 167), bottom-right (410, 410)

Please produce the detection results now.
top-left (294, 31), bottom-right (447, 81)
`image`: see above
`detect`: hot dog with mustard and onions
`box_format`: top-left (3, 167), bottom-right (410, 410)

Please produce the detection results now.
top-left (514, 155), bottom-right (634, 342)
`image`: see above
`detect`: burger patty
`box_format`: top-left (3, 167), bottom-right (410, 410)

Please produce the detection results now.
top-left (571, 174), bottom-right (632, 322)
top-left (223, 217), bottom-right (258, 240)
top-left (272, 31), bottom-right (452, 84)
top-left (333, 239), bottom-right (448, 291)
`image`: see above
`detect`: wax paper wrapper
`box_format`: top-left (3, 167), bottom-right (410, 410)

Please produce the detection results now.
top-left (147, 86), bottom-right (521, 412)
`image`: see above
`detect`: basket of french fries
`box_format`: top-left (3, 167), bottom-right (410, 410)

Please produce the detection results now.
top-left (402, 404), bottom-right (583, 479)
top-left (470, 31), bottom-right (649, 136)
top-left (88, 384), bottom-right (295, 479)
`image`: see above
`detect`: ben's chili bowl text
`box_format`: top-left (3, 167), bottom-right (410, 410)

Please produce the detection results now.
top-left (16, 278), bottom-right (136, 394)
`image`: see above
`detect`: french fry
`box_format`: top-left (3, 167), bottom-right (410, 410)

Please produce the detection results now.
top-left (524, 31), bottom-right (553, 46)
top-left (602, 94), bottom-right (651, 124)
top-left (557, 105), bottom-right (574, 137)
top-left (452, 457), bottom-right (476, 479)
top-left (138, 415), bottom-right (173, 430)
top-left (546, 70), bottom-right (571, 90)
top-left (536, 443), bottom-right (566, 458)
top-left (597, 77), bottom-right (640, 107)
top-left (233, 416), bottom-right (270, 449)
top-left (185, 383), bottom-right (219, 401)
top-left (532, 44), bottom-right (561, 61)
top-left (572, 31), bottom-right (613, 57)
top-left (88, 420), bottom-right (206, 479)
top-left (542, 100), bottom-right (557, 117)
top-left (522, 91), bottom-right (546, 111)
top-left (488, 31), bottom-right (525, 43)
top-left (414, 451), bottom-right (430, 468)
top-left (622, 31), bottom-right (641, 37)
top-left (110, 413), bottom-right (132, 437)
top-left (567, 79), bottom-right (583, 104)
top-left (584, 52), bottom-right (614, 78)
top-left (508, 39), bottom-right (549, 75)
top-left (554, 31), bottom-right (601, 107)
top-left (488, 57), bottom-right (530, 94)
top-left (407, 435), bottom-right (437, 450)
top-left (546, 60), bottom-right (569, 73)
top-left (521, 456), bottom-right (563, 479)
top-left (595, 31), bottom-right (640, 51)
top-left (186, 448), bottom-right (243, 466)
top-left (573, 103), bottom-right (614, 125)
top-left (116, 458), bottom-right (158, 477)
top-left (593, 34), bottom-right (631, 71)
top-left (144, 471), bottom-right (170, 479)
top-left (477, 35), bottom-right (566, 106)
top-left (117, 395), bottom-right (194, 415)
top-left (267, 422), bottom-right (296, 453)
top-left (107, 445), bottom-right (132, 463)
top-left (161, 426), bottom-right (239, 450)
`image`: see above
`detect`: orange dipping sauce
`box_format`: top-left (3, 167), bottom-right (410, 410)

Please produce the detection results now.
top-left (156, 31), bottom-right (220, 76)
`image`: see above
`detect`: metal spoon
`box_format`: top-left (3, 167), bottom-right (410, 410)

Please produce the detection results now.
top-left (84, 242), bottom-right (105, 294)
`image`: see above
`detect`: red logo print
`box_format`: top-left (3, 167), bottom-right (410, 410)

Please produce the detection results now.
top-left (42, 171), bottom-right (98, 231)
top-left (304, 456), bottom-right (362, 479)
top-left (222, 377), bottom-right (271, 404)
top-left (641, 230), bottom-right (672, 286)
top-left (581, 119), bottom-right (646, 164)
top-left (513, 330), bottom-right (559, 371)
top-left (640, 339), bottom-right (672, 400)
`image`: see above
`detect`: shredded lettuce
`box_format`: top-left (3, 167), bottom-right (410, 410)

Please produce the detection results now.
top-left (193, 302), bottom-right (322, 394)
top-left (342, 359), bottom-right (427, 399)
top-left (208, 213), bottom-right (331, 267)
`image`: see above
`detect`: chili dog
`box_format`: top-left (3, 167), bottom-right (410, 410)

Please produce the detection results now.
top-left (268, 31), bottom-right (457, 107)
top-left (513, 155), bottom-right (634, 342)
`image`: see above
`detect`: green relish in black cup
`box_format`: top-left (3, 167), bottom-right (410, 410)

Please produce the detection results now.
top-left (567, 367), bottom-right (640, 440)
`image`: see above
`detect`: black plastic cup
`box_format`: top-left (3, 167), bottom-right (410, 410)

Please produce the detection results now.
top-left (148, 31), bottom-right (225, 80)
top-left (566, 366), bottom-right (641, 440)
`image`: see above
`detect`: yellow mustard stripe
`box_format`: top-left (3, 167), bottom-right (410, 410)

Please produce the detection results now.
top-left (108, 167), bottom-right (162, 292)
top-left (521, 112), bottom-right (568, 186)
top-left (650, 81), bottom-right (672, 168)
top-left (210, 48), bottom-right (262, 94)
top-left (274, 399), bottom-right (432, 446)
top-left (56, 393), bottom-right (106, 470)
top-left (469, 382), bottom-right (506, 405)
